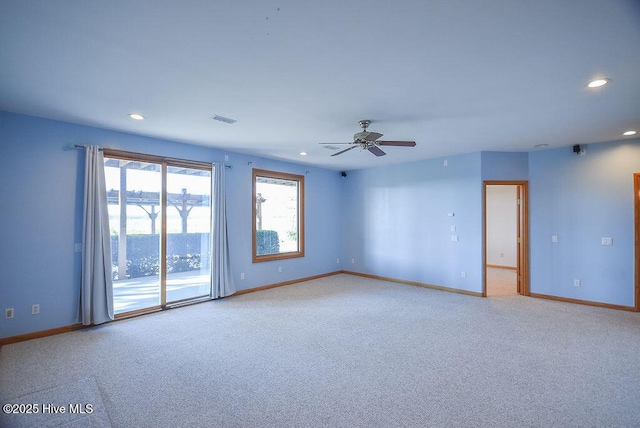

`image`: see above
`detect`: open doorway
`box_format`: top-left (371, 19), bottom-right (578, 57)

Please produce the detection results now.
top-left (483, 181), bottom-right (529, 297)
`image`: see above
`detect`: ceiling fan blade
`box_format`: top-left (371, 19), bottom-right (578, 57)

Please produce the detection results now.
top-left (368, 146), bottom-right (386, 157)
top-left (377, 140), bottom-right (417, 147)
top-left (331, 145), bottom-right (358, 156)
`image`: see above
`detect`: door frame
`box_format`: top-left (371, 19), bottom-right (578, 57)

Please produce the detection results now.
top-left (104, 148), bottom-right (213, 318)
top-left (635, 173), bottom-right (640, 311)
top-left (483, 181), bottom-right (530, 297)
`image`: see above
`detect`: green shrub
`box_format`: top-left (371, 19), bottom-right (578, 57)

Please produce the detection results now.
top-left (256, 230), bottom-right (279, 255)
top-left (111, 233), bottom-right (209, 278)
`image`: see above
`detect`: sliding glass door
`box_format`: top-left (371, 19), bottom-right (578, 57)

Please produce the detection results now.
top-left (104, 153), bottom-right (212, 316)
top-left (104, 158), bottom-right (162, 314)
top-left (165, 165), bottom-right (211, 304)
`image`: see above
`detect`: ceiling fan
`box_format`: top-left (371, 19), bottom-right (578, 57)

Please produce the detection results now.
top-left (323, 120), bottom-right (416, 157)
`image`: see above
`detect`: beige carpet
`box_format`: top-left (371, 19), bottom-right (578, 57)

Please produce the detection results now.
top-left (1, 273), bottom-right (639, 427)
top-left (486, 267), bottom-right (517, 297)
top-left (0, 377), bottom-right (111, 427)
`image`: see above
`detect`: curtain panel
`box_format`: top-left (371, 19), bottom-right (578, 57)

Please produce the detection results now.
top-left (80, 146), bottom-right (114, 325)
top-left (212, 164), bottom-right (236, 298)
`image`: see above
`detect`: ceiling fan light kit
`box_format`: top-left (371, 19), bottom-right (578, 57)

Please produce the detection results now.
top-left (323, 120), bottom-right (417, 157)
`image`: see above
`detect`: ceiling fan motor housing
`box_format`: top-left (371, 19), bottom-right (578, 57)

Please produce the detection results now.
top-left (358, 120), bottom-right (371, 130)
top-left (354, 131), bottom-right (370, 141)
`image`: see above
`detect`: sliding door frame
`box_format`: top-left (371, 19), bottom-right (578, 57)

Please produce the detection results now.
top-left (161, 162), bottom-right (168, 307)
top-left (104, 148), bottom-right (213, 318)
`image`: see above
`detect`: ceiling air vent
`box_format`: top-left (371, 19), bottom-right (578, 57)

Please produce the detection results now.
top-left (212, 115), bottom-right (237, 124)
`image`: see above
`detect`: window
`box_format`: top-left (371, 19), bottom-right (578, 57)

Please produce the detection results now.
top-left (252, 168), bottom-right (304, 262)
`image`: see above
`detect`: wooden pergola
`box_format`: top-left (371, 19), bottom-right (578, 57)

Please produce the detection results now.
top-left (106, 189), bottom-right (208, 234)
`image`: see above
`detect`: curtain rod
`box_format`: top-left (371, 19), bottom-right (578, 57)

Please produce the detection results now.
top-left (73, 144), bottom-right (102, 150)
top-left (72, 144), bottom-right (232, 168)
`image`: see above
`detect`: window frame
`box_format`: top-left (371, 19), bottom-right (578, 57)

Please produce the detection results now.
top-left (252, 168), bottom-right (305, 263)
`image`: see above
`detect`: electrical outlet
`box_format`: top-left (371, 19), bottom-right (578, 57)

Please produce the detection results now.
top-left (240, 273), bottom-right (245, 280)
top-left (5, 308), bottom-right (14, 319)
top-left (573, 279), bottom-right (580, 287)
top-left (32, 304), bottom-right (40, 315)
top-left (451, 235), bottom-right (459, 242)
top-left (351, 259), bottom-right (355, 264)
top-left (552, 235), bottom-right (558, 243)
top-left (461, 271), bottom-right (466, 279)
top-left (277, 266), bottom-right (282, 273)
top-left (336, 258), bottom-right (340, 264)
top-left (601, 237), bottom-right (613, 246)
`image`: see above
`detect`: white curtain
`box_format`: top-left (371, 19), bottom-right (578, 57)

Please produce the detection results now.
top-left (212, 164), bottom-right (236, 298)
top-left (80, 146), bottom-right (114, 325)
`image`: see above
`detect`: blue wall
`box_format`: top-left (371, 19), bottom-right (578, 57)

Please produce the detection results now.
top-left (341, 144), bottom-right (638, 309)
top-left (481, 151), bottom-right (529, 181)
top-left (1, 111), bottom-right (638, 339)
top-left (341, 153), bottom-right (484, 293)
top-left (0, 112), bottom-right (342, 338)
top-left (529, 140), bottom-right (639, 306)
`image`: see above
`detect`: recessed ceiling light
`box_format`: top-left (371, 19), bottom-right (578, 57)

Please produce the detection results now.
top-left (299, 152), bottom-right (308, 156)
top-left (128, 113), bottom-right (145, 120)
top-left (587, 78), bottom-right (610, 88)
top-left (623, 130), bottom-right (637, 136)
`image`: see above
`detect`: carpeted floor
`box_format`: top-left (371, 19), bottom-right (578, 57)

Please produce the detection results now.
top-left (0, 377), bottom-right (110, 428)
top-left (1, 273), bottom-right (639, 427)
top-left (486, 267), bottom-right (517, 296)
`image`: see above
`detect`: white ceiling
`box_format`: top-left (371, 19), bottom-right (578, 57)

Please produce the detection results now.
top-left (1, 1), bottom-right (639, 171)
